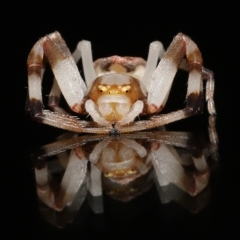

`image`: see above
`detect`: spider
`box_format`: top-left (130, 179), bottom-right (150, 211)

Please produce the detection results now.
top-left (27, 32), bottom-right (216, 134)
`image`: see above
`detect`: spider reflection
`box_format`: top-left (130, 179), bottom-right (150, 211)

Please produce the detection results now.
top-left (32, 117), bottom-right (218, 228)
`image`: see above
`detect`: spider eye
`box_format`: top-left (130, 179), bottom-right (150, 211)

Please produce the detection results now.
top-left (127, 168), bottom-right (137, 175)
top-left (98, 85), bottom-right (107, 93)
top-left (121, 85), bottom-right (131, 93)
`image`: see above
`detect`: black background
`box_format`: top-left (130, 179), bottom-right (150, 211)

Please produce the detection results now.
top-left (3, 2), bottom-right (239, 239)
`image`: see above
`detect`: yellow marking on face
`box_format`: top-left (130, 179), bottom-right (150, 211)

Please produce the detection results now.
top-left (127, 169), bottom-right (137, 175)
top-left (98, 85), bottom-right (108, 92)
top-left (98, 85), bottom-right (132, 95)
top-left (104, 172), bottom-right (113, 177)
top-left (108, 89), bottom-right (120, 95)
top-left (103, 168), bottom-right (138, 178)
top-left (120, 85), bottom-right (131, 93)
top-left (98, 85), bottom-right (129, 95)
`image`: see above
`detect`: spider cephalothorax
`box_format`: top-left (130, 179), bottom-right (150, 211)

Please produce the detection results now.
top-left (27, 32), bottom-right (215, 134)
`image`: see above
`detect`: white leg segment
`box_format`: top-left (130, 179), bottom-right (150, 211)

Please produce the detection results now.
top-left (89, 163), bottom-right (102, 196)
top-left (55, 149), bottom-right (88, 210)
top-left (118, 100), bottom-right (144, 126)
top-left (151, 144), bottom-right (195, 193)
top-left (28, 39), bottom-right (44, 103)
top-left (141, 41), bottom-right (165, 91)
top-left (49, 78), bottom-right (61, 101)
top-left (76, 40), bottom-right (96, 87)
top-left (119, 138), bottom-right (147, 158)
top-left (28, 31), bottom-right (87, 115)
top-left (89, 139), bottom-right (112, 164)
top-left (147, 33), bottom-right (203, 113)
top-left (35, 166), bottom-right (55, 209)
top-left (46, 34), bottom-right (87, 110)
top-left (85, 99), bottom-right (110, 126)
top-left (88, 163), bottom-right (104, 213)
top-left (203, 67), bottom-right (216, 114)
top-left (48, 78), bottom-right (70, 114)
top-left (186, 69), bottom-right (202, 96)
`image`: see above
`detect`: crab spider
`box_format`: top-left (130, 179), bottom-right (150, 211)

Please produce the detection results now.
top-left (27, 32), bottom-right (216, 134)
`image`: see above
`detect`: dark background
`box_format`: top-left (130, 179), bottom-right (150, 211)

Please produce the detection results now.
top-left (3, 2), bottom-right (239, 239)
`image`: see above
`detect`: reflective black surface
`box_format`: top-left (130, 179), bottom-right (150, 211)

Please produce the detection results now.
top-left (10, 117), bottom-right (237, 239)
top-left (4, 3), bottom-right (239, 239)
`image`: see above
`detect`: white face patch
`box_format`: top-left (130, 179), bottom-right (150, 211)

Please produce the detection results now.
top-left (97, 95), bottom-right (130, 104)
top-left (100, 74), bottom-right (131, 85)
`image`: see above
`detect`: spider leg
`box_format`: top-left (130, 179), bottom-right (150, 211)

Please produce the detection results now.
top-left (141, 41), bottom-right (165, 91)
top-left (28, 31), bottom-right (87, 117)
top-left (54, 148), bottom-right (88, 211)
top-left (118, 100), bottom-right (144, 126)
top-left (150, 140), bottom-right (209, 196)
top-left (202, 67), bottom-right (216, 114)
top-left (88, 163), bottom-right (104, 213)
top-left (173, 59), bottom-right (216, 115)
top-left (89, 163), bottom-right (103, 196)
top-left (85, 100), bottom-right (111, 126)
top-left (89, 138), bottom-right (112, 163)
top-left (35, 159), bottom-right (55, 209)
top-left (116, 110), bottom-right (194, 132)
top-left (151, 143), bottom-right (194, 193)
top-left (147, 33), bottom-right (204, 115)
top-left (36, 110), bottom-right (111, 134)
top-left (48, 40), bottom-right (96, 113)
top-left (207, 115), bottom-right (219, 163)
top-left (72, 40), bottom-right (96, 87)
top-left (47, 40), bottom-right (97, 114)
top-left (35, 147), bottom-right (88, 211)
top-left (48, 78), bottom-right (70, 115)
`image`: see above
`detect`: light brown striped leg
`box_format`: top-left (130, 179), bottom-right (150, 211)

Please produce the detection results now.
top-left (35, 147), bottom-right (88, 211)
top-left (54, 148), bottom-right (88, 211)
top-left (35, 159), bottom-right (55, 209)
top-left (27, 31), bottom-right (87, 118)
top-left (178, 60), bottom-right (216, 115)
top-left (35, 110), bottom-right (110, 134)
top-left (116, 110), bottom-right (197, 132)
top-left (207, 115), bottom-right (219, 163)
top-left (151, 138), bottom-right (209, 196)
top-left (147, 33), bottom-right (203, 115)
top-left (47, 39), bottom-right (96, 114)
top-left (202, 67), bottom-right (216, 114)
